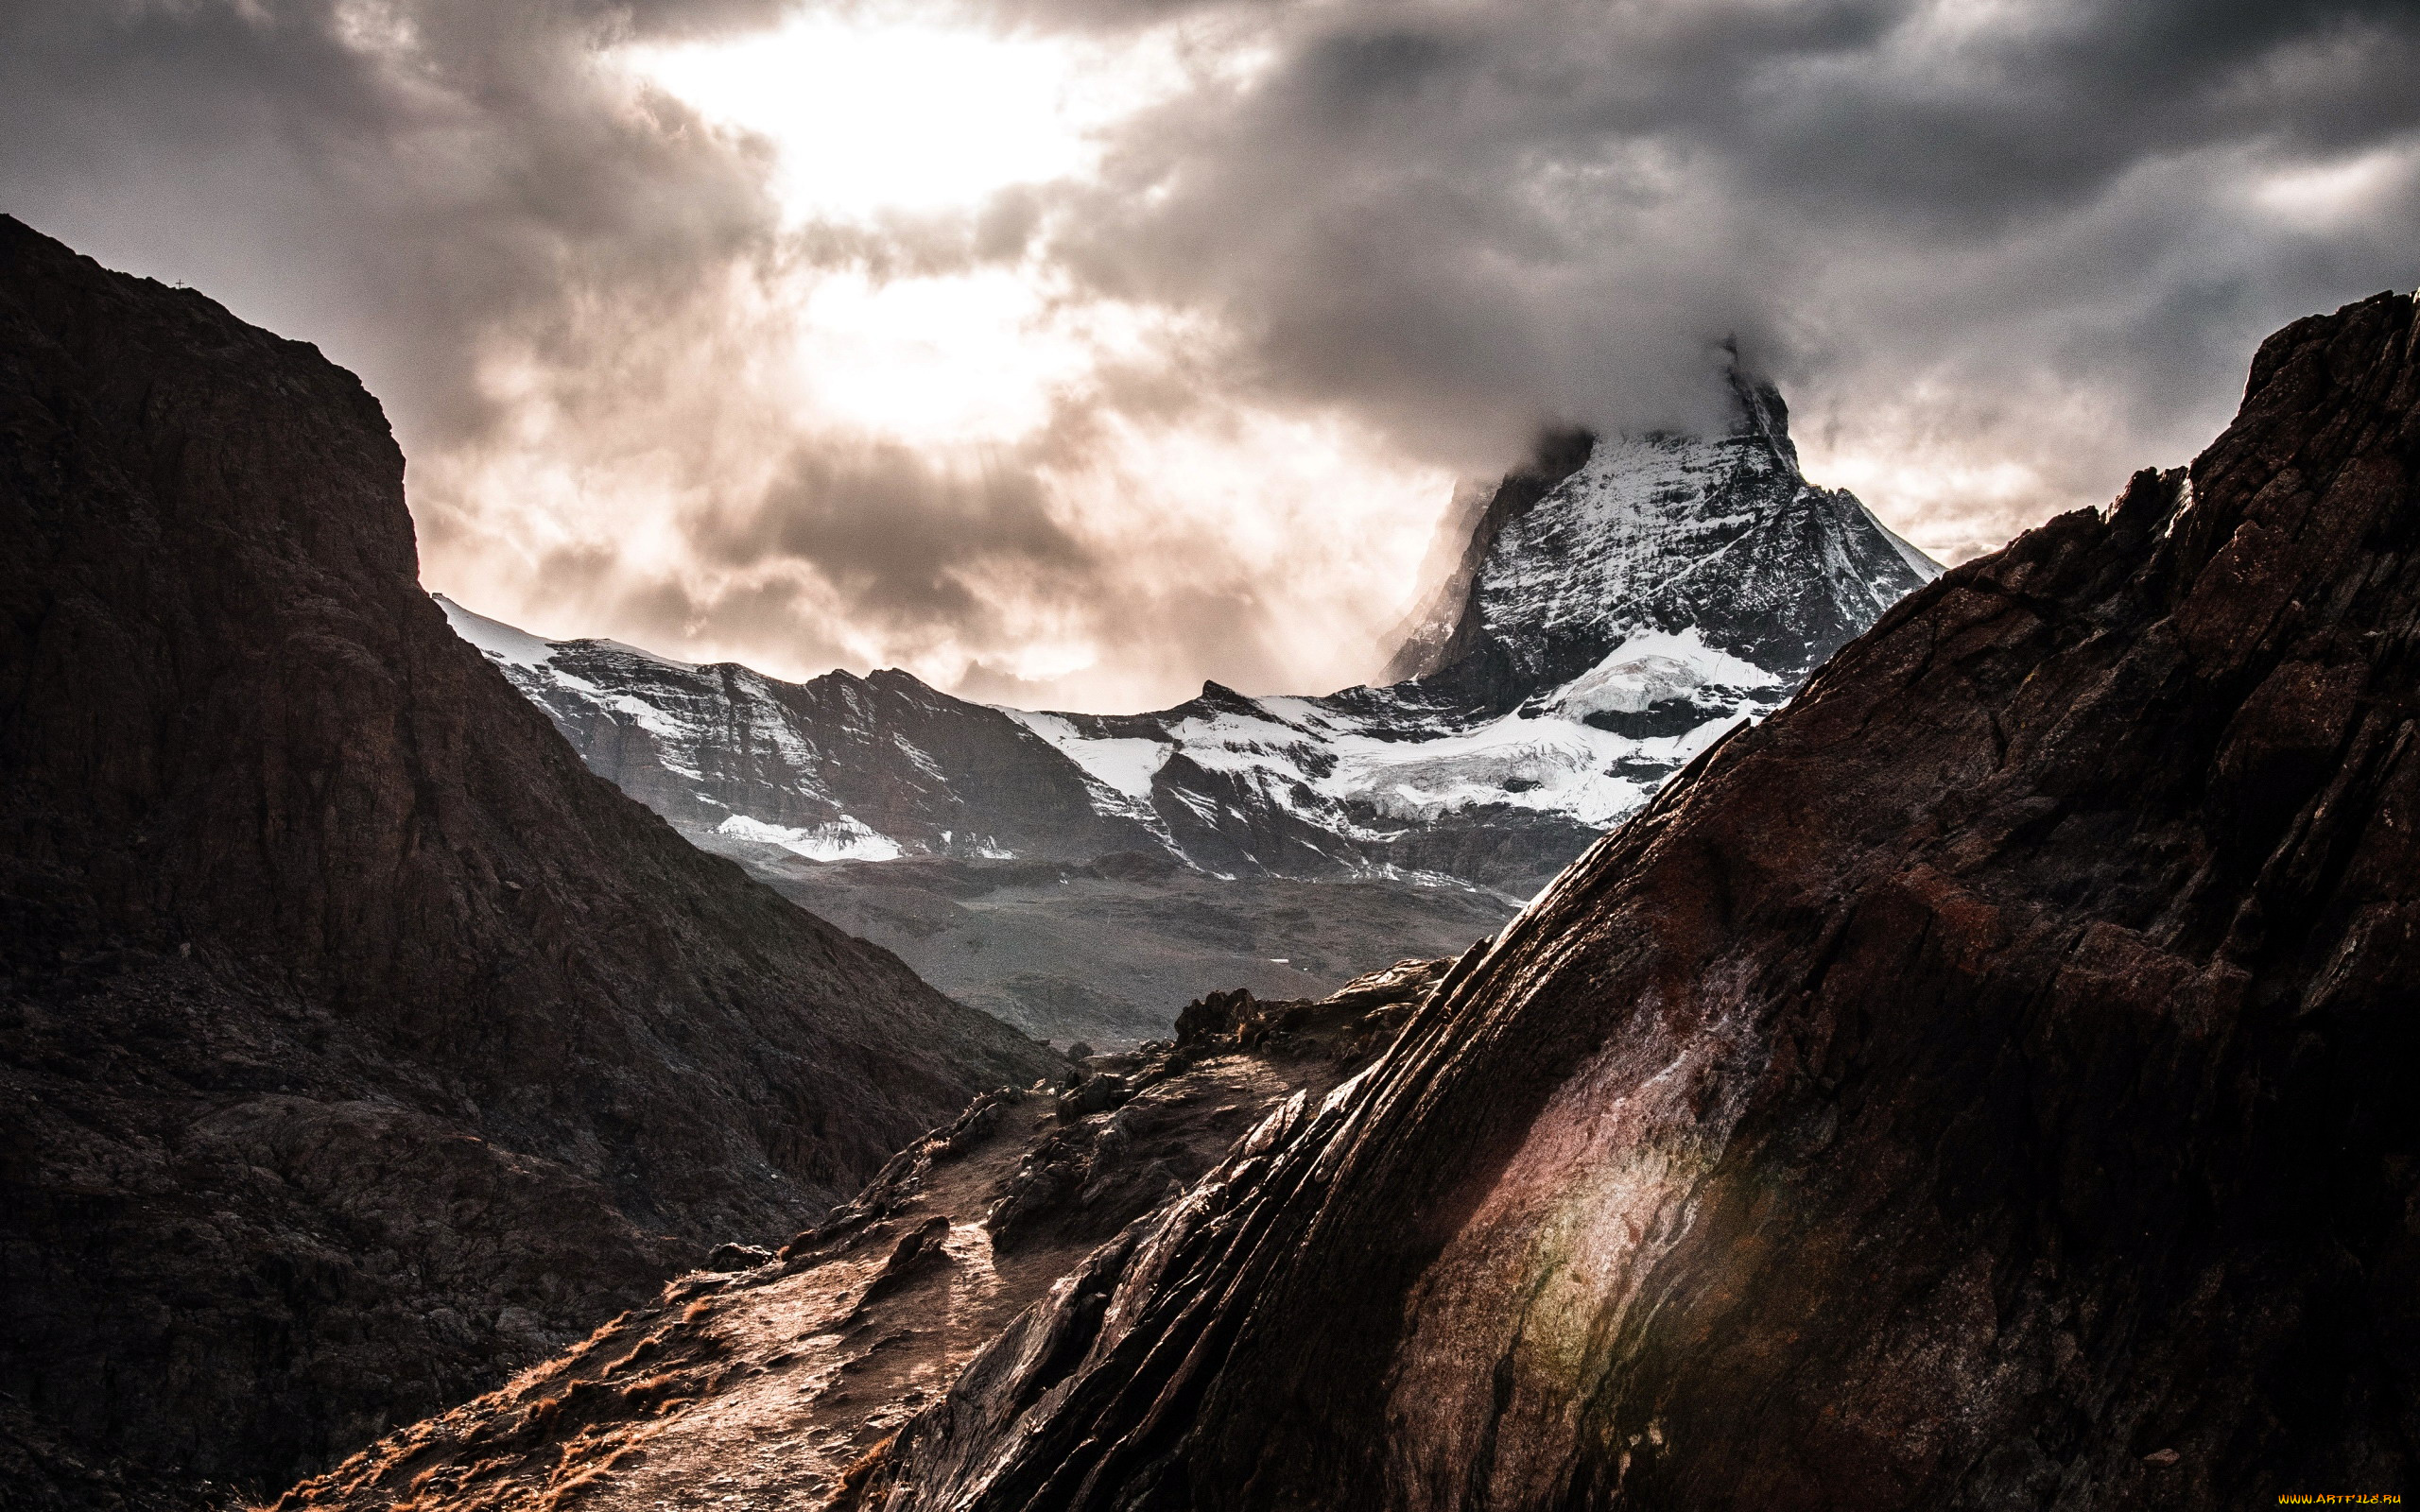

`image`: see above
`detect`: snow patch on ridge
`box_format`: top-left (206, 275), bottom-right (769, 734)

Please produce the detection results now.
top-left (1544, 627), bottom-right (1778, 719)
top-left (609, 693), bottom-right (691, 744)
top-left (714, 813), bottom-right (904, 863)
top-left (1007, 711), bottom-right (1169, 800)
top-left (1312, 707), bottom-right (1737, 830)
top-left (1060, 679), bottom-right (1748, 835)
top-left (1161, 707), bottom-right (1325, 778)
top-left (1859, 502), bottom-right (1943, 582)
top-left (436, 593), bottom-right (559, 670)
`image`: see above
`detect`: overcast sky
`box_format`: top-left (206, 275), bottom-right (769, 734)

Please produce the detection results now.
top-left (6, 0), bottom-right (2416, 710)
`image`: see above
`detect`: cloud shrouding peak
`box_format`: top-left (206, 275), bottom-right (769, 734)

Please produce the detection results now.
top-left (5, 0), bottom-right (2415, 709)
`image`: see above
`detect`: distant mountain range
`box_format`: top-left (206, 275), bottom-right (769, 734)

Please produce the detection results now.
top-left (442, 364), bottom-right (1938, 1041)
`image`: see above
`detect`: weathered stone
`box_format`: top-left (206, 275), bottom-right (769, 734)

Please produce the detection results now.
top-left (268, 956), bottom-right (1447, 1511)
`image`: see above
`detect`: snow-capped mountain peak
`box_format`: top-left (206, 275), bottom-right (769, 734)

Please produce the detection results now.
top-left (1412, 366), bottom-right (1939, 711)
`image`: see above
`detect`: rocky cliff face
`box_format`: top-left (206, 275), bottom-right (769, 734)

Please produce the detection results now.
top-left (850, 294), bottom-right (2420, 1508)
top-left (0, 216), bottom-right (1055, 1503)
top-left (1408, 368), bottom-right (1934, 712)
top-left (1381, 431), bottom-right (1596, 686)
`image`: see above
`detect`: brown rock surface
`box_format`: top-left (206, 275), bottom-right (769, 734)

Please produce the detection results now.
top-left (0, 216), bottom-right (1054, 1503)
top-left (268, 961), bottom-right (1452, 1512)
top-left (856, 295), bottom-right (2420, 1507)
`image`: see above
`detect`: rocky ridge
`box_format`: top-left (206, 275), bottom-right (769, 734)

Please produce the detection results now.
top-left (0, 216), bottom-right (1056, 1503)
top-left (269, 959), bottom-right (1454, 1512)
top-left (838, 293), bottom-right (2420, 1507)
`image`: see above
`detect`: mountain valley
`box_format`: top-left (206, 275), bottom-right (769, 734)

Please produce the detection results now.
top-left (248, 288), bottom-right (2420, 1510)
top-left (10, 207), bottom-right (2413, 1512)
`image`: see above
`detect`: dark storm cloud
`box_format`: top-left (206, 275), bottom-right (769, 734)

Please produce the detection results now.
top-left (992, 0), bottom-right (2420, 483)
top-left (7, 0), bottom-right (2416, 705)
top-left (695, 439), bottom-right (1097, 632)
top-left (0, 0), bottom-right (786, 444)
top-left (665, 428), bottom-right (1321, 702)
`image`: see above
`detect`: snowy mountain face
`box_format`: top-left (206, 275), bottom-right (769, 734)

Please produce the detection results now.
top-left (440, 604), bottom-right (1156, 865)
top-left (442, 366), bottom-right (1937, 904)
top-left (1413, 369), bottom-right (1938, 711)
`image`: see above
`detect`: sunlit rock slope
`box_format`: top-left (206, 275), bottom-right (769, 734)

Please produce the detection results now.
top-left (271, 963), bottom-right (1456, 1512)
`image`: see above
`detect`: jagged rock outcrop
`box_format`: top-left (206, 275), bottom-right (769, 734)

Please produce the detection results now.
top-left (268, 960), bottom-right (1453, 1512)
top-left (1401, 365), bottom-right (1935, 714)
top-left (0, 216), bottom-right (1056, 1503)
top-left (854, 294), bottom-right (2420, 1508)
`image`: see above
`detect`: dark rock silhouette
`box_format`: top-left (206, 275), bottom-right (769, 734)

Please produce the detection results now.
top-left (857, 293), bottom-right (2420, 1508)
top-left (0, 215), bottom-right (1054, 1503)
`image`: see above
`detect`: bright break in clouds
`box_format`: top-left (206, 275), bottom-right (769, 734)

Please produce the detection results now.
top-left (7, 0), bottom-right (2415, 710)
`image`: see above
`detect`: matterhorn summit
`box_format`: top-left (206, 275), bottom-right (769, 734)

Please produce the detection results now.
top-left (1408, 362), bottom-right (1937, 709)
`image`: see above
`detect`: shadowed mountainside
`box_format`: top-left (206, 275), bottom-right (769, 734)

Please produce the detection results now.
top-left (848, 294), bottom-right (2420, 1507)
top-left (0, 216), bottom-right (1055, 1503)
